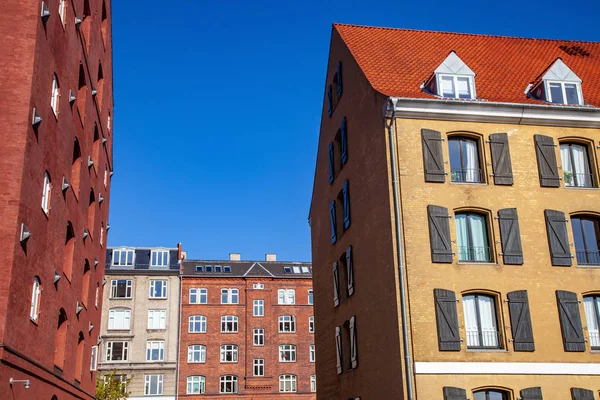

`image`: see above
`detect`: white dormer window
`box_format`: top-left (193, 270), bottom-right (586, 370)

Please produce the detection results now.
top-left (113, 248), bottom-right (134, 266)
top-left (425, 52), bottom-right (476, 100)
top-left (150, 249), bottom-right (169, 267)
top-left (547, 81), bottom-right (581, 105)
top-left (533, 58), bottom-right (583, 106)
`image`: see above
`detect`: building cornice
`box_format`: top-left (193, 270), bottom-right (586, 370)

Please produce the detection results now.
top-left (386, 97), bottom-right (600, 128)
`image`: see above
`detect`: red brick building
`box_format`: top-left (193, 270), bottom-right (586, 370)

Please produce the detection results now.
top-left (0, 1), bottom-right (113, 399)
top-left (179, 254), bottom-right (316, 399)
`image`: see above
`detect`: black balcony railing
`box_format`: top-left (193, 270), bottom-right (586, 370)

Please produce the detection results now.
top-left (465, 329), bottom-right (502, 349)
top-left (457, 246), bottom-right (492, 263)
top-left (451, 168), bottom-right (483, 183)
top-left (576, 250), bottom-right (600, 266)
top-left (564, 172), bottom-right (594, 188)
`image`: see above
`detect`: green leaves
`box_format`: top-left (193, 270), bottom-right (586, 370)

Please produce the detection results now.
top-left (95, 370), bottom-right (132, 400)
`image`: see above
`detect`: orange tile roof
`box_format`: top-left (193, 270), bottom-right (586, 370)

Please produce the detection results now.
top-left (334, 23), bottom-right (600, 107)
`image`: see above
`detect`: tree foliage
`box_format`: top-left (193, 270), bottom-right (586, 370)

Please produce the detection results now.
top-left (95, 370), bottom-right (132, 400)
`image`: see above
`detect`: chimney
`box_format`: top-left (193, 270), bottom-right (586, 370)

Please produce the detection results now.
top-left (177, 242), bottom-right (183, 261)
top-left (265, 253), bottom-right (276, 262)
top-left (229, 253), bottom-right (241, 261)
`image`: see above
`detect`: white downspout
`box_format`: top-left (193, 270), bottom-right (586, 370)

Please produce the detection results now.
top-left (386, 97), bottom-right (415, 400)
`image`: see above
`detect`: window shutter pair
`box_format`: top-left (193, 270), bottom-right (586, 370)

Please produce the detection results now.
top-left (571, 388), bottom-right (596, 400)
top-left (343, 180), bottom-right (351, 229)
top-left (433, 289), bottom-right (461, 351)
top-left (444, 387), bottom-right (543, 400)
top-left (346, 245), bottom-right (354, 296)
top-left (556, 290), bottom-right (586, 352)
top-left (507, 290), bottom-right (535, 351)
top-left (498, 208), bottom-right (524, 265)
top-left (332, 262), bottom-right (340, 307)
top-left (341, 117), bottom-right (348, 165)
top-left (534, 134), bottom-right (560, 187)
top-left (330, 200), bottom-right (337, 244)
top-left (335, 326), bottom-right (342, 374)
top-left (327, 85), bottom-right (333, 117)
top-left (328, 142), bottom-right (335, 184)
top-left (427, 205), bottom-right (453, 263)
top-left (336, 62), bottom-right (343, 99)
top-left (488, 133), bottom-right (514, 185)
top-left (544, 209), bottom-right (572, 266)
top-left (349, 315), bottom-right (357, 369)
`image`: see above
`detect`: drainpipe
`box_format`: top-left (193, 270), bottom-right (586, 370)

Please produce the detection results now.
top-left (386, 97), bottom-right (415, 400)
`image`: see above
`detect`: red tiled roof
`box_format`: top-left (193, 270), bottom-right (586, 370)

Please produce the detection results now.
top-left (334, 23), bottom-right (600, 107)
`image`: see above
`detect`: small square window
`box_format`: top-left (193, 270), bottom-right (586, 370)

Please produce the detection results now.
top-left (215, 266), bottom-right (222, 273)
top-left (293, 266), bottom-right (301, 273)
top-left (205, 265), bottom-right (213, 272)
top-left (196, 265), bottom-right (203, 272)
top-left (224, 266), bottom-right (231, 273)
top-left (284, 266), bottom-right (292, 273)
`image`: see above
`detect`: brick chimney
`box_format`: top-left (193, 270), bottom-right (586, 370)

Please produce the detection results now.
top-left (229, 253), bottom-right (241, 261)
top-left (265, 253), bottom-right (277, 262)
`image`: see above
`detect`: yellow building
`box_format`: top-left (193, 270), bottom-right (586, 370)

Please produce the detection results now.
top-left (309, 24), bottom-right (600, 400)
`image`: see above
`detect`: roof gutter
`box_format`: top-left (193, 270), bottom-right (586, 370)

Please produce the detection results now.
top-left (386, 97), bottom-right (414, 400)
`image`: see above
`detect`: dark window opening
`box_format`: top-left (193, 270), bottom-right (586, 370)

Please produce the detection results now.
top-left (448, 136), bottom-right (483, 183)
top-left (81, 259), bottom-right (91, 306)
top-left (63, 222), bottom-right (75, 280)
top-left (473, 389), bottom-right (509, 400)
top-left (88, 188), bottom-right (96, 237)
top-left (96, 63), bottom-right (104, 109)
top-left (54, 309), bottom-right (68, 369)
top-left (572, 216), bottom-right (600, 265)
top-left (77, 65), bottom-right (87, 124)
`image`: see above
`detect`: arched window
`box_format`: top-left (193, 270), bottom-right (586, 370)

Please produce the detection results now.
top-left (462, 293), bottom-right (501, 349)
top-left (187, 376), bottom-right (205, 394)
top-left (41, 171), bottom-right (51, 214)
top-left (108, 308), bottom-right (131, 330)
top-left (82, 259), bottom-right (91, 306)
top-left (77, 65), bottom-right (87, 123)
top-left (54, 309), bottom-right (68, 368)
top-left (278, 315), bottom-right (296, 333)
top-left (30, 277), bottom-right (41, 321)
top-left (473, 389), bottom-right (509, 400)
top-left (187, 345), bottom-right (206, 363)
top-left (560, 142), bottom-right (594, 187)
top-left (219, 345), bottom-right (238, 362)
top-left (63, 222), bottom-right (75, 279)
top-left (188, 315), bottom-right (206, 333)
top-left (51, 74), bottom-right (60, 117)
top-left (448, 136), bottom-right (483, 183)
top-left (279, 374), bottom-right (297, 393)
top-left (96, 64), bottom-right (104, 109)
top-left (75, 332), bottom-right (85, 381)
top-left (572, 215), bottom-right (600, 265)
top-left (71, 138), bottom-right (82, 197)
top-left (88, 188), bottom-right (96, 236)
top-left (583, 295), bottom-right (600, 350)
top-left (455, 211), bottom-right (491, 262)
top-left (220, 316), bottom-right (238, 333)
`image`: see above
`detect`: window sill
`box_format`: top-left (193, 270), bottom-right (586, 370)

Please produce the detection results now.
top-left (450, 182), bottom-right (488, 186)
top-left (149, 297), bottom-right (168, 300)
top-left (457, 262), bottom-right (499, 266)
top-left (147, 329), bottom-right (166, 332)
top-left (466, 348), bottom-right (508, 353)
top-left (577, 264), bottom-right (600, 268)
top-left (110, 297), bottom-right (132, 300)
top-left (564, 186), bottom-right (599, 190)
top-left (220, 332), bottom-right (239, 334)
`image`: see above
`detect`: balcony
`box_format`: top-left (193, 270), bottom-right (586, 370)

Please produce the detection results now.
top-left (564, 172), bottom-right (594, 188)
top-left (576, 250), bottom-right (600, 266)
top-left (451, 168), bottom-right (483, 183)
top-left (465, 329), bottom-right (502, 349)
top-left (457, 246), bottom-right (492, 263)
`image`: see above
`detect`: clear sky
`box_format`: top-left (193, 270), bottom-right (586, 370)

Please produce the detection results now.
top-left (108, 0), bottom-right (600, 261)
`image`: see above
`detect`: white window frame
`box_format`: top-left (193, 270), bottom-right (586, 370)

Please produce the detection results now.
top-left (187, 345), bottom-right (206, 363)
top-left (253, 299), bottom-right (264, 316)
top-left (190, 288), bottom-right (207, 304)
top-left (105, 341), bottom-right (129, 361)
top-left (95, 283), bottom-right (100, 308)
top-left (279, 344), bottom-right (296, 362)
top-left (221, 315), bottom-right (238, 333)
top-left (112, 248), bottom-right (134, 266)
top-left (108, 308), bottom-right (131, 330)
top-left (279, 374), bottom-right (297, 393)
top-left (253, 283), bottom-right (264, 289)
top-left (309, 316), bottom-right (315, 333)
top-left (308, 289), bottom-right (314, 305)
top-left (253, 328), bottom-right (264, 346)
top-left (146, 340), bottom-right (165, 361)
top-left (104, 166), bottom-right (108, 188)
top-left (221, 288), bottom-right (239, 304)
top-left (220, 345), bottom-right (238, 363)
top-left (90, 346), bottom-right (98, 371)
top-left (144, 374), bottom-right (163, 395)
top-left (51, 74), bottom-right (60, 116)
top-left (186, 376), bottom-right (205, 394)
top-left (437, 74), bottom-right (475, 99)
top-left (110, 279), bottom-right (132, 299)
top-left (58, 0), bottom-right (66, 26)
top-left (189, 315), bottom-right (207, 333)
top-left (253, 358), bottom-right (264, 376)
top-left (147, 309), bottom-right (166, 330)
top-left (546, 80), bottom-right (583, 105)
top-left (219, 375), bottom-right (237, 394)
top-left (278, 315), bottom-right (296, 333)
top-left (41, 172), bottom-right (51, 214)
top-left (310, 344), bottom-right (315, 362)
top-left (149, 280), bottom-right (167, 299)
top-left (100, 224), bottom-right (104, 246)
top-left (150, 249), bottom-right (169, 267)
top-left (30, 277), bottom-right (41, 322)
top-left (278, 289), bottom-right (295, 305)
top-left (310, 374), bottom-right (316, 392)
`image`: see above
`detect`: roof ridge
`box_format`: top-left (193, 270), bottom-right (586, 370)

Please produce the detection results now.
top-left (333, 23), bottom-right (600, 45)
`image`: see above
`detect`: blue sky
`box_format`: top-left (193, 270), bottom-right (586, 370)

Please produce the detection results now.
top-left (108, 0), bottom-right (600, 261)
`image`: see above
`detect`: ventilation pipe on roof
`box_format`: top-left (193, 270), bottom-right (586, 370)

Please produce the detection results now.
top-left (386, 97), bottom-right (414, 400)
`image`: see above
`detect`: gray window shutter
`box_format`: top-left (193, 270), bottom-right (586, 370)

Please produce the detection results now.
top-left (327, 85), bottom-right (333, 117)
top-left (434, 289), bottom-right (461, 351)
top-left (507, 290), bottom-right (535, 352)
top-left (556, 290), bottom-right (585, 352)
top-left (330, 200), bottom-right (337, 244)
top-left (341, 117), bottom-right (348, 165)
top-left (346, 245), bottom-right (354, 297)
top-left (421, 129), bottom-right (446, 183)
top-left (489, 133), bottom-right (514, 185)
top-left (336, 62), bottom-right (343, 98)
top-left (571, 388), bottom-right (595, 400)
top-left (544, 209), bottom-right (572, 266)
top-left (335, 326), bottom-right (342, 374)
top-left (328, 142), bottom-right (335, 184)
top-left (498, 208), bottom-right (524, 265)
top-left (343, 180), bottom-right (350, 230)
top-left (521, 387), bottom-right (543, 400)
top-left (443, 387), bottom-right (467, 400)
top-left (428, 205), bottom-right (453, 263)
top-left (333, 262), bottom-right (340, 307)
top-left (349, 316), bottom-right (357, 369)
top-left (534, 134), bottom-right (560, 187)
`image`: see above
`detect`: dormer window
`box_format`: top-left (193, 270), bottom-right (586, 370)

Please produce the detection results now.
top-left (424, 52), bottom-right (476, 100)
top-left (531, 58), bottom-right (583, 106)
top-left (547, 81), bottom-right (581, 105)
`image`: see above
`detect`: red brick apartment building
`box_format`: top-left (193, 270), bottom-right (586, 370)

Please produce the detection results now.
top-left (0, 0), bottom-right (113, 399)
top-left (179, 254), bottom-right (316, 399)
top-left (310, 24), bottom-right (600, 399)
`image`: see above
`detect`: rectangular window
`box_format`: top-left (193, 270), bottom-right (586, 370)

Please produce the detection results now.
top-left (560, 143), bottom-right (594, 188)
top-left (105, 341), bottom-right (128, 361)
top-left (253, 283), bottom-right (264, 289)
top-left (221, 288), bottom-right (239, 304)
top-left (147, 310), bottom-right (166, 330)
top-left (146, 341), bottom-right (165, 361)
top-left (149, 280), bottom-right (167, 298)
top-left (187, 376), bottom-right (205, 394)
top-left (253, 359), bottom-right (264, 376)
top-left (547, 81), bottom-right (582, 105)
top-left (462, 294), bottom-right (501, 349)
top-left (279, 374), bottom-right (297, 393)
top-left (277, 289), bottom-right (295, 305)
top-left (190, 288), bottom-right (208, 304)
top-left (253, 300), bottom-right (264, 316)
top-left (253, 328), bottom-right (264, 346)
top-left (572, 216), bottom-right (600, 265)
top-left (219, 376), bottom-right (237, 394)
top-left (144, 374), bottom-right (163, 395)
top-left (584, 296), bottom-right (600, 349)
top-left (110, 280), bottom-right (132, 298)
top-left (308, 289), bottom-right (314, 305)
top-left (439, 74), bottom-right (474, 99)
top-left (279, 345), bottom-right (296, 362)
top-left (310, 344), bottom-right (315, 362)
top-left (150, 250), bottom-right (169, 267)
top-left (455, 212), bottom-right (491, 262)
top-left (310, 375), bottom-right (316, 392)
top-left (108, 309), bottom-right (131, 330)
top-left (309, 316), bottom-right (315, 333)
top-left (112, 249), bottom-right (134, 266)
top-left (90, 346), bottom-right (98, 371)
top-left (221, 316), bottom-right (238, 333)
top-left (278, 315), bottom-right (296, 333)
top-left (220, 345), bottom-right (238, 362)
